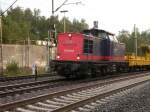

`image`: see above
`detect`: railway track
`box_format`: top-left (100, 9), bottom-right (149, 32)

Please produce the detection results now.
top-left (0, 73), bottom-right (62, 87)
top-left (0, 73), bottom-right (54, 82)
top-left (0, 77), bottom-right (65, 97)
top-left (1, 72), bottom-right (150, 112)
top-left (0, 76), bottom-right (67, 105)
top-left (0, 71), bottom-right (147, 101)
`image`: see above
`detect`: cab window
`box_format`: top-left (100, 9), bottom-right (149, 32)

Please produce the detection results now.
top-left (83, 39), bottom-right (93, 54)
top-left (108, 35), bottom-right (118, 42)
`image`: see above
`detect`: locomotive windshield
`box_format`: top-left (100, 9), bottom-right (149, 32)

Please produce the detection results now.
top-left (83, 29), bottom-right (101, 37)
top-left (82, 28), bottom-right (114, 39)
top-left (82, 28), bottom-right (119, 43)
top-left (108, 35), bottom-right (118, 43)
top-left (99, 32), bottom-right (108, 39)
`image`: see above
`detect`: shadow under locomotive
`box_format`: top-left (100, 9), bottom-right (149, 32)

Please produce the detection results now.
top-left (51, 60), bottom-right (129, 78)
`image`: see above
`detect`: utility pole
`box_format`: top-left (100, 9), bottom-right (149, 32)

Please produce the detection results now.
top-left (51, 0), bottom-right (54, 28)
top-left (46, 0), bottom-right (54, 72)
top-left (47, 30), bottom-right (50, 67)
top-left (60, 10), bottom-right (68, 33)
top-left (52, 0), bottom-right (54, 15)
top-left (27, 34), bottom-right (30, 68)
top-left (0, 16), bottom-right (3, 76)
top-left (134, 24), bottom-right (137, 57)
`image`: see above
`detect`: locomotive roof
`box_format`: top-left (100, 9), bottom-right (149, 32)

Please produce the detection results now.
top-left (82, 28), bottom-right (115, 36)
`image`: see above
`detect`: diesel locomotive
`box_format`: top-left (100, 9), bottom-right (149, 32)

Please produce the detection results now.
top-left (51, 28), bottom-right (150, 78)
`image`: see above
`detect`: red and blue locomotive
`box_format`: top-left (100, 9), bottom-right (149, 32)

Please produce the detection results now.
top-left (52, 28), bottom-right (127, 78)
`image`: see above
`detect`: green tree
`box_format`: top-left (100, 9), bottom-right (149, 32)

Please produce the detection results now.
top-left (2, 7), bottom-right (89, 43)
top-left (3, 7), bottom-right (31, 42)
top-left (117, 27), bottom-right (150, 56)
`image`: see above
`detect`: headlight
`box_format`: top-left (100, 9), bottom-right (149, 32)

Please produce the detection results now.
top-left (77, 56), bottom-right (80, 60)
top-left (57, 55), bottom-right (60, 59)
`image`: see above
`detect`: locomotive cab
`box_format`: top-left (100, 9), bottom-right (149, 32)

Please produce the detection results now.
top-left (83, 28), bottom-right (125, 61)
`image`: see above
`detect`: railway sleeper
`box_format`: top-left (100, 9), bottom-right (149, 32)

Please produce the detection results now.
top-left (26, 105), bottom-right (52, 111)
top-left (16, 107), bottom-right (35, 112)
top-left (36, 102), bottom-right (60, 108)
top-left (46, 100), bottom-right (66, 106)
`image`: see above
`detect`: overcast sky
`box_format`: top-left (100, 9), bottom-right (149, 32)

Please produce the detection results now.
top-left (1, 0), bottom-right (150, 34)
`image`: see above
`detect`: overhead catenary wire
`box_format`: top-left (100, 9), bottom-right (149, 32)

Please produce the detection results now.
top-left (1, 0), bottom-right (18, 16)
top-left (54, 0), bottom-right (69, 13)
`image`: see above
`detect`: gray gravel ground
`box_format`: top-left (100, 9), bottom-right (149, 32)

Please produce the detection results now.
top-left (93, 81), bottom-right (150, 112)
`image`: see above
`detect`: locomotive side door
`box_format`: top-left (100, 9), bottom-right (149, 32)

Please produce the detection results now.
top-left (83, 38), bottom-right (93, 61)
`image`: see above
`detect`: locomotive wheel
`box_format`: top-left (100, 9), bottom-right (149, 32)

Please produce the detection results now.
top-left (74, 64), bottom-right (92, 79)
top-left (101, 66), bottom-right (107, 76)
top-left (91, 67), bottom-right (100, 77)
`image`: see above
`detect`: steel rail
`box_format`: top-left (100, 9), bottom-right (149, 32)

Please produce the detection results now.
top-left (0, 73), bottom-right (56, 82)
top-left (0, 77), bottom-right (64, 90)
top-left (0, 78), bottom-right (65, 97)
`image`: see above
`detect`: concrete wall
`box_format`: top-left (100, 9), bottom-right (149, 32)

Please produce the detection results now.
top-left (2, 44), bottom-right (56, 69)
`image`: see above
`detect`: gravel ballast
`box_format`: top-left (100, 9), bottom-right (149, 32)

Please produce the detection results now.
top-left (93, 81), bottom-right (150, 112)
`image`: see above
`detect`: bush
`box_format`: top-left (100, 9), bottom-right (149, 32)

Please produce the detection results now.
top-left (5, 60), bottom-right (20, 76)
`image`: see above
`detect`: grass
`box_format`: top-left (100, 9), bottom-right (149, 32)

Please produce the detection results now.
top-left (4, 60), bottom-right (46, 77)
